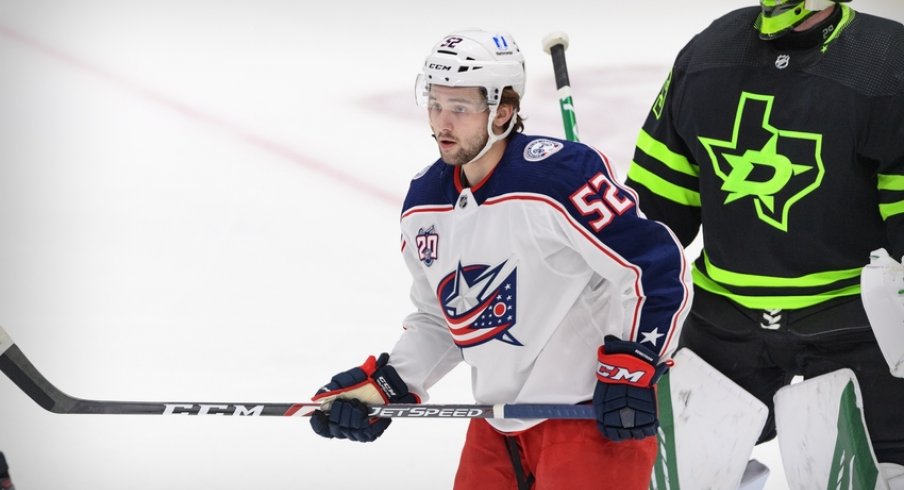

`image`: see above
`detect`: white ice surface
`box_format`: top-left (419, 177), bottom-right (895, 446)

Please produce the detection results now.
top-left (0, 1), bottom-right (901, 488)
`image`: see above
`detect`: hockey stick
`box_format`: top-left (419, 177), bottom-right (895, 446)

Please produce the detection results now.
top-left (0, 325), bottom-right (594, 419)
top-left (542, 32), bottom-right (579, 142)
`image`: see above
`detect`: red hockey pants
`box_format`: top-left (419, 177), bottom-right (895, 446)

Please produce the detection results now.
top-left (453, 418), bottom-right (656, 490)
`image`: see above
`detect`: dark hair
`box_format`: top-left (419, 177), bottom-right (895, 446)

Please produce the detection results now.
top-left (500, 87), bottom-right (524, 136)
top-left (480, 86), bottom-right (524, 136)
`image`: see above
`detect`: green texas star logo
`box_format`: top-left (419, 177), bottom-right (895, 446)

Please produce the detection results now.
top-left (698, 92), bottom-right (824, 232)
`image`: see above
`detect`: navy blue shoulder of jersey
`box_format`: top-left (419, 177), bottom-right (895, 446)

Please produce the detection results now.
top-left (487, 133), bottom-right (621, 202)
top-left (401, 160), bottom-right (456, 214)
top-left (400, 133), bottom-right (623, 216)
top-left (484, 133), bottom-right (647, 239)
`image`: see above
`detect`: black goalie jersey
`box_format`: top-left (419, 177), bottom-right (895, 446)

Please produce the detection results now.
top-left (626, 5), bottom-right (904, 310)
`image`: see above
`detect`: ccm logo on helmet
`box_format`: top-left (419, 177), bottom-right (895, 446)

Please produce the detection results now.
top-left (428, 63), bottom-right (452, 71)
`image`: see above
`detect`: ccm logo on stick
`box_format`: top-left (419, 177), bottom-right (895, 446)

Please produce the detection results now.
top-left (164, 403), bottom-right (264, 416)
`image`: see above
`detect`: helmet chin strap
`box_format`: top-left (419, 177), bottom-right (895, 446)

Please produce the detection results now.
top-left (462, 106), bottom-right (517, 167)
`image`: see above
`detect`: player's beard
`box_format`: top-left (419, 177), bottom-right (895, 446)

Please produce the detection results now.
top-left (437, 130), bottom-right (489, 167)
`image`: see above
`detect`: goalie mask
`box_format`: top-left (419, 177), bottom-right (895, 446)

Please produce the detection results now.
top-left (415, 29), bottom-right (526, 165)
top-left (755, 0), bottom-right (851, 39)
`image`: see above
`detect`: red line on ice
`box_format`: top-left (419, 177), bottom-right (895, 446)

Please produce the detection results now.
top-left (0, 23), bottom-right (401, 207)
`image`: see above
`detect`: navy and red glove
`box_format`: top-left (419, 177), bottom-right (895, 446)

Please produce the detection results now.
top-left (310, 353), bottom-right (418, 443)
top-left (593, 335), bottom-right (671, 441)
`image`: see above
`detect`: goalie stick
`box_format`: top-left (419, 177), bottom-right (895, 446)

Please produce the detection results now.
top-left (542, 31), bottom-right (579, 142)
top-left (0, 325), bottom-right (594, 420)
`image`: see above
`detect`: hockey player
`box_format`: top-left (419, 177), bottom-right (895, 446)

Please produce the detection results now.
top-left (625, 0), bottom-right (904, 481)
top-left (309, 29), bottom-right (691, 489)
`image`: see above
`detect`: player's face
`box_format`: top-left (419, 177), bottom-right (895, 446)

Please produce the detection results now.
top-left (427, 86), bottom-right (490, 166)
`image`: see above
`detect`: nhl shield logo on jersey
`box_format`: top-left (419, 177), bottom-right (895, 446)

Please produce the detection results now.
top-left (775, 54), bottom-right (791, 69)
top-left (415, 225), bottom-right (439, 266)
top-left (524, 139), bottom-right (564, 162)
top-left (436, 260), bottom-right (522, 348)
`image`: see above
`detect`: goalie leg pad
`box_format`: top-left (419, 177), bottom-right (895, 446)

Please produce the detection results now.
top-left (775, 369), bottom-right (889, 490)
top-left (882, 463), bottom-right (904, 490)
top-left (650, 348), bottom-right (769, 489)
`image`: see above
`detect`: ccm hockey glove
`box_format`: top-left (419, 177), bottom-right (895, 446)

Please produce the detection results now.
top-left (593, 335), bottom-right (670, 441)
top-left (310, 353), bottom-right (418, 442)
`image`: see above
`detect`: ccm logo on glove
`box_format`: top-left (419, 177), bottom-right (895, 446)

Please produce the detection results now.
top-left (596, 351), bottom-right (658, 387)
top-left (592, 335), bottom-right (671, 441)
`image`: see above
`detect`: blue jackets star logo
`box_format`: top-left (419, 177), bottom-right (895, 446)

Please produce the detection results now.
top-left (436, 260), bottom-right (521, 347)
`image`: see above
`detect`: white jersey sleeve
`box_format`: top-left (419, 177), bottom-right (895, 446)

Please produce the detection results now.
top-left (388, 235), bottom-right (464, 402)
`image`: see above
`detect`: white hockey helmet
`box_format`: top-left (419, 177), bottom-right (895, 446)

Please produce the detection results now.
top-left (416, 29), bottom-right (525, 107)
top-left (416, 30), bottom-right (526, 165)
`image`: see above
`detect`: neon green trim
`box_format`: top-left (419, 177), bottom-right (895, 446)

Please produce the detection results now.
top-left (880, 200), bottom-right (904, 220)
top-left (821, 5), bottom-right (855, 53)
top-left (878, 174), bottom-right (904, 191)
top-left (692, 266), bottom-right (861, 309)
top-left (757, 3), bottom-right (811, 38)
top-left (636, 130), bottom-right (699, 177)
top-left (652, 71), bottom-right (672, 121)
top-left (628, 164), bottom-right (701, 206)
top-left (701, 253), bottom-right (861, 288)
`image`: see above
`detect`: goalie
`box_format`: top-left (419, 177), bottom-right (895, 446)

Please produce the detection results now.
top-left (625, 0), bottom-right (904, 487)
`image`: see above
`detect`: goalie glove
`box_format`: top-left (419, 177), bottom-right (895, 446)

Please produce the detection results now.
top-left (861, 248), bottom-right (904, 378)
top-left (309, 353), bottom-right (418, 442)
top-left (593, 335), bottom-right (670, 441)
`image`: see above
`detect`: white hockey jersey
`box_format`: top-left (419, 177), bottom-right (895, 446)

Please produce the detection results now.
top-left (391, 133), bottom-right (692, 432)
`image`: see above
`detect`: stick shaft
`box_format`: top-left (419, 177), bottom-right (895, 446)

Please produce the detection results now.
top-left (0, 326), bottom-right (594, 419)
top-left (549, 44), bottom-right (572, 90)
top-left (547, 42), bottom-right (579, 142)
